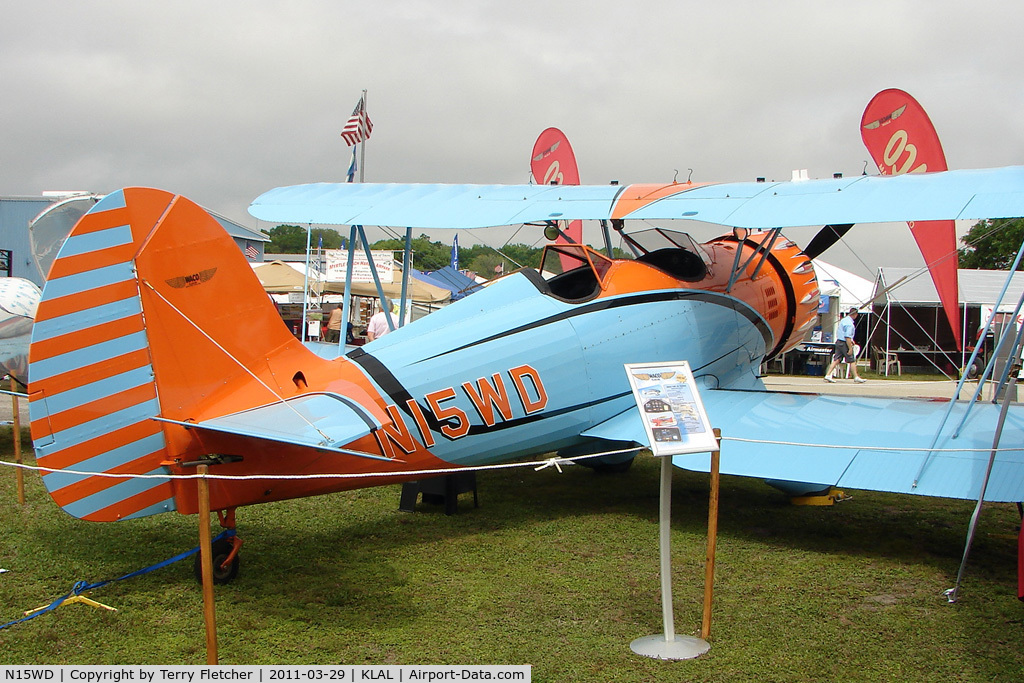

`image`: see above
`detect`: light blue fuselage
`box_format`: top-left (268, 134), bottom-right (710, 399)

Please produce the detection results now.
top-left (310, 271), bottom-right (769, 466)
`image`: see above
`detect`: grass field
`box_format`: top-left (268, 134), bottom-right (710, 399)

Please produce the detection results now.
top-left (1, 426), bottom-right (1022, 680)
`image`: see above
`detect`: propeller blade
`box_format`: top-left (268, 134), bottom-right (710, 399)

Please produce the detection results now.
top-left (803, 224), bottom-right (854, 260)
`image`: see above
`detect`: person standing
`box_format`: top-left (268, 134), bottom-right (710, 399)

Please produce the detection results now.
top-left (366, 298), bottom-right (394, 342)
top-left (325, 306), bottom-right (343, 343)
top-left (825, 308), bottom-right (866, 383)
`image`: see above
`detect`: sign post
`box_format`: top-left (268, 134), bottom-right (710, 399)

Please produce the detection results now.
top-left (624, 361), bottom-right (717, 660)
top-left (702, 428), bottom-right (722, 640)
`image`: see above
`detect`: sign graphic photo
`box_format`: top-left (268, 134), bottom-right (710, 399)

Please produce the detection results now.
top-left (624, 361), bottom-right (717, 456)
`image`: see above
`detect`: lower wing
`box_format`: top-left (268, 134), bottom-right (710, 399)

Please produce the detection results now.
top-left (584, 388), bottom-right (1024, 502)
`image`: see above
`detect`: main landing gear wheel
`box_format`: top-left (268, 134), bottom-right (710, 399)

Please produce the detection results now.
top-left (582, 453), bottom-right (636, 474)
top-left (966, 357), bottom-right (984, 380)
top-left (194, 537), bottom-right (240, 585)
top-left (194, 508), bottom-right (241, 584)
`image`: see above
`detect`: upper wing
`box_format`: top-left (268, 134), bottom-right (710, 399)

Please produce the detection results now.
top-left (582, 388), bottom-right (1024, 503)
top-left (249, 166), bottom-right (1024, 230)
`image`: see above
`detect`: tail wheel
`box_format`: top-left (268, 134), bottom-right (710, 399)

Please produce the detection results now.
top-left (194, 538), bottom-right (240, 585)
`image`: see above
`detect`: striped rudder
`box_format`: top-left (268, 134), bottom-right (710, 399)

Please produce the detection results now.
top-left (29, 187), bottom-right (366, 521)
top-left (29, 189), bottom-right (174, 521)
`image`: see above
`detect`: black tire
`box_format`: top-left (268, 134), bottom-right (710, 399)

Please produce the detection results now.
top-left (193, 538), bottom-right (240, 585)
top-left (584, 455), bottom-right (636, 474)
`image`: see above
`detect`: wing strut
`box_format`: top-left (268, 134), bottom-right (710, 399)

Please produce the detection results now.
top-left (725, 227), bottom-right (782, 293)
top-left (610, 219), bottom-right (643, 257)
top-left (356, 225), bottom-right (398, 332)
top-left (945, 364), bottom-right (1021, 603)
top-left (913, 238), bottom-right (1024, 487)
top-left (599, 220), bottom-right (615, 258)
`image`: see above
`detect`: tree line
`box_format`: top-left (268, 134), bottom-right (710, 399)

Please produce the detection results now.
top-left (266, 217), bottom-right (1024, 274)
top-left (957, 218), bottom-right (1024, 270)
top-left (264, 225), bottom-right (629, 278)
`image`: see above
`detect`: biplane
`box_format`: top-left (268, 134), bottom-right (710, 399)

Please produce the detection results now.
top-left (1, 193), bottom-right (100, 388)
top-left (26, 164), bottom-right (1024, 582)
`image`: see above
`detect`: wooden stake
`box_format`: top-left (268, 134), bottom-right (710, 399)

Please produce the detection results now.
top-left (11, 379), bottom-right (24, 506)
top-left (701, 428), bottom-right (722, 640)
top-left (197, 464), bottom-right (218, 664)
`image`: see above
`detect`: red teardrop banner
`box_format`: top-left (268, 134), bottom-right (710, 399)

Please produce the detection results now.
top-left (531, 128), bottom-right (584, 272)
top-left (861, 89), bottom-right (961, 350)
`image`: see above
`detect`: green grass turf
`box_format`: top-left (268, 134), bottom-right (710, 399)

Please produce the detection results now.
top-left (1, 426), bottom-right (1022, 680)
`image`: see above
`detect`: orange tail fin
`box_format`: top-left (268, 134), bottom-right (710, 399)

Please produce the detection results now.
top-left (29, 188), bottom-right (312, 521)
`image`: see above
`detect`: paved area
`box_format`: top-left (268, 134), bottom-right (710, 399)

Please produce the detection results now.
top-left (763, 375), bottom-right (982, 400)
top-left (0, 388), bottom-right (28, 427)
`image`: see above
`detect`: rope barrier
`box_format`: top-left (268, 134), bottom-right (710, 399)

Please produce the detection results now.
top-left (721, 435), bottom-right (1024, 453)
top-left (0, 530), bottom-right (234, 631)
top-left (0, 446), bottom-right (647, 481)
top-left (2, 420), bottom-right (1020, 634)
top-left (3, 432), bottom-right (1020, 491)
top-left (3, 423), bottom-right (1019, 632)
top-left (771, 378), bottom-right (966, 385)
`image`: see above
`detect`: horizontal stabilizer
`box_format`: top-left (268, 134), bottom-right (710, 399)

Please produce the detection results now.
top-left (154, 392), bottom-right (391, 462)
top-left (674, 388), bottom-right (1024, 503)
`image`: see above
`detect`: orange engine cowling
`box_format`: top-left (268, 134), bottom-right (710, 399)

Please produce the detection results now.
top-left (699, 231), bottom-right (819, 359)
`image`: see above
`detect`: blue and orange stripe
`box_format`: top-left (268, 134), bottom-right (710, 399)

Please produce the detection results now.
top-left (29, 189), bottom-right (176, 522)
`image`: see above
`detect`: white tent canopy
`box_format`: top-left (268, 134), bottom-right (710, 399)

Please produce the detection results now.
top-left (812, 260), bottom-right (874, 312)
top-left (873, 268), bottom-right (1024, 309)
top-left (869, 268), bottom-right (1024, 375)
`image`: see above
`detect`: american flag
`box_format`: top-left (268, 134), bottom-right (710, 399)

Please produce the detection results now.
top-left (244, 244), bottom-right (259, 260)
top-left (341, 96), bottom-right (372, 146)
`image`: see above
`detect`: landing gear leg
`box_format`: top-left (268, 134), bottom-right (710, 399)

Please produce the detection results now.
top-left (194, 508), bottom-right (242, 585)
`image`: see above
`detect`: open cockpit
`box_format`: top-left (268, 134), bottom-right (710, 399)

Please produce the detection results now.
top-left (529, 228), bottom-right (713, 302)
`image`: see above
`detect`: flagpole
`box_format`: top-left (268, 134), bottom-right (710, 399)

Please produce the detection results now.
top-left (340, 90), bottom-right (369, 347)
top-left (359, 89), bottom-right (367, 183)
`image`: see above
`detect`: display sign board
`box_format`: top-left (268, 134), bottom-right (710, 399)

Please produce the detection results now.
top-left (624, 361), bottom-right (718, 456)
top-left (325, 249), bottom-right (394, 284)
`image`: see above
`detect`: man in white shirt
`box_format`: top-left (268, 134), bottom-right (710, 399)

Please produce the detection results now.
top-left (366, 298), bottom-right (394, 341)
top-left (825, 308), bottom-right (866, 383)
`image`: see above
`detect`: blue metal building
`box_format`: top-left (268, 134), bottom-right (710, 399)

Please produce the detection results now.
top-left (1, 193), bottom-right (268, 286)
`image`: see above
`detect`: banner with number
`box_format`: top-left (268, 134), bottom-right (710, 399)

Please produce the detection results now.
top-left (861, 89), bottom-right (961, 350)
top-left (531, 128), bottom-right (584, 271)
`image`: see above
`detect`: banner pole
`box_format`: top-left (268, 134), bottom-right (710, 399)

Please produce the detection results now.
top-left (197, 464), bottom-right (219, 664)
top-left (11, 379), bottom-right (24, 505)
top-left (701, 428), bottom-right (722, 639)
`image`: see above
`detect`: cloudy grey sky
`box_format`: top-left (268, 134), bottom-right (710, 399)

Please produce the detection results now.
top-left (3, 0), bottom-right (1022, 279)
